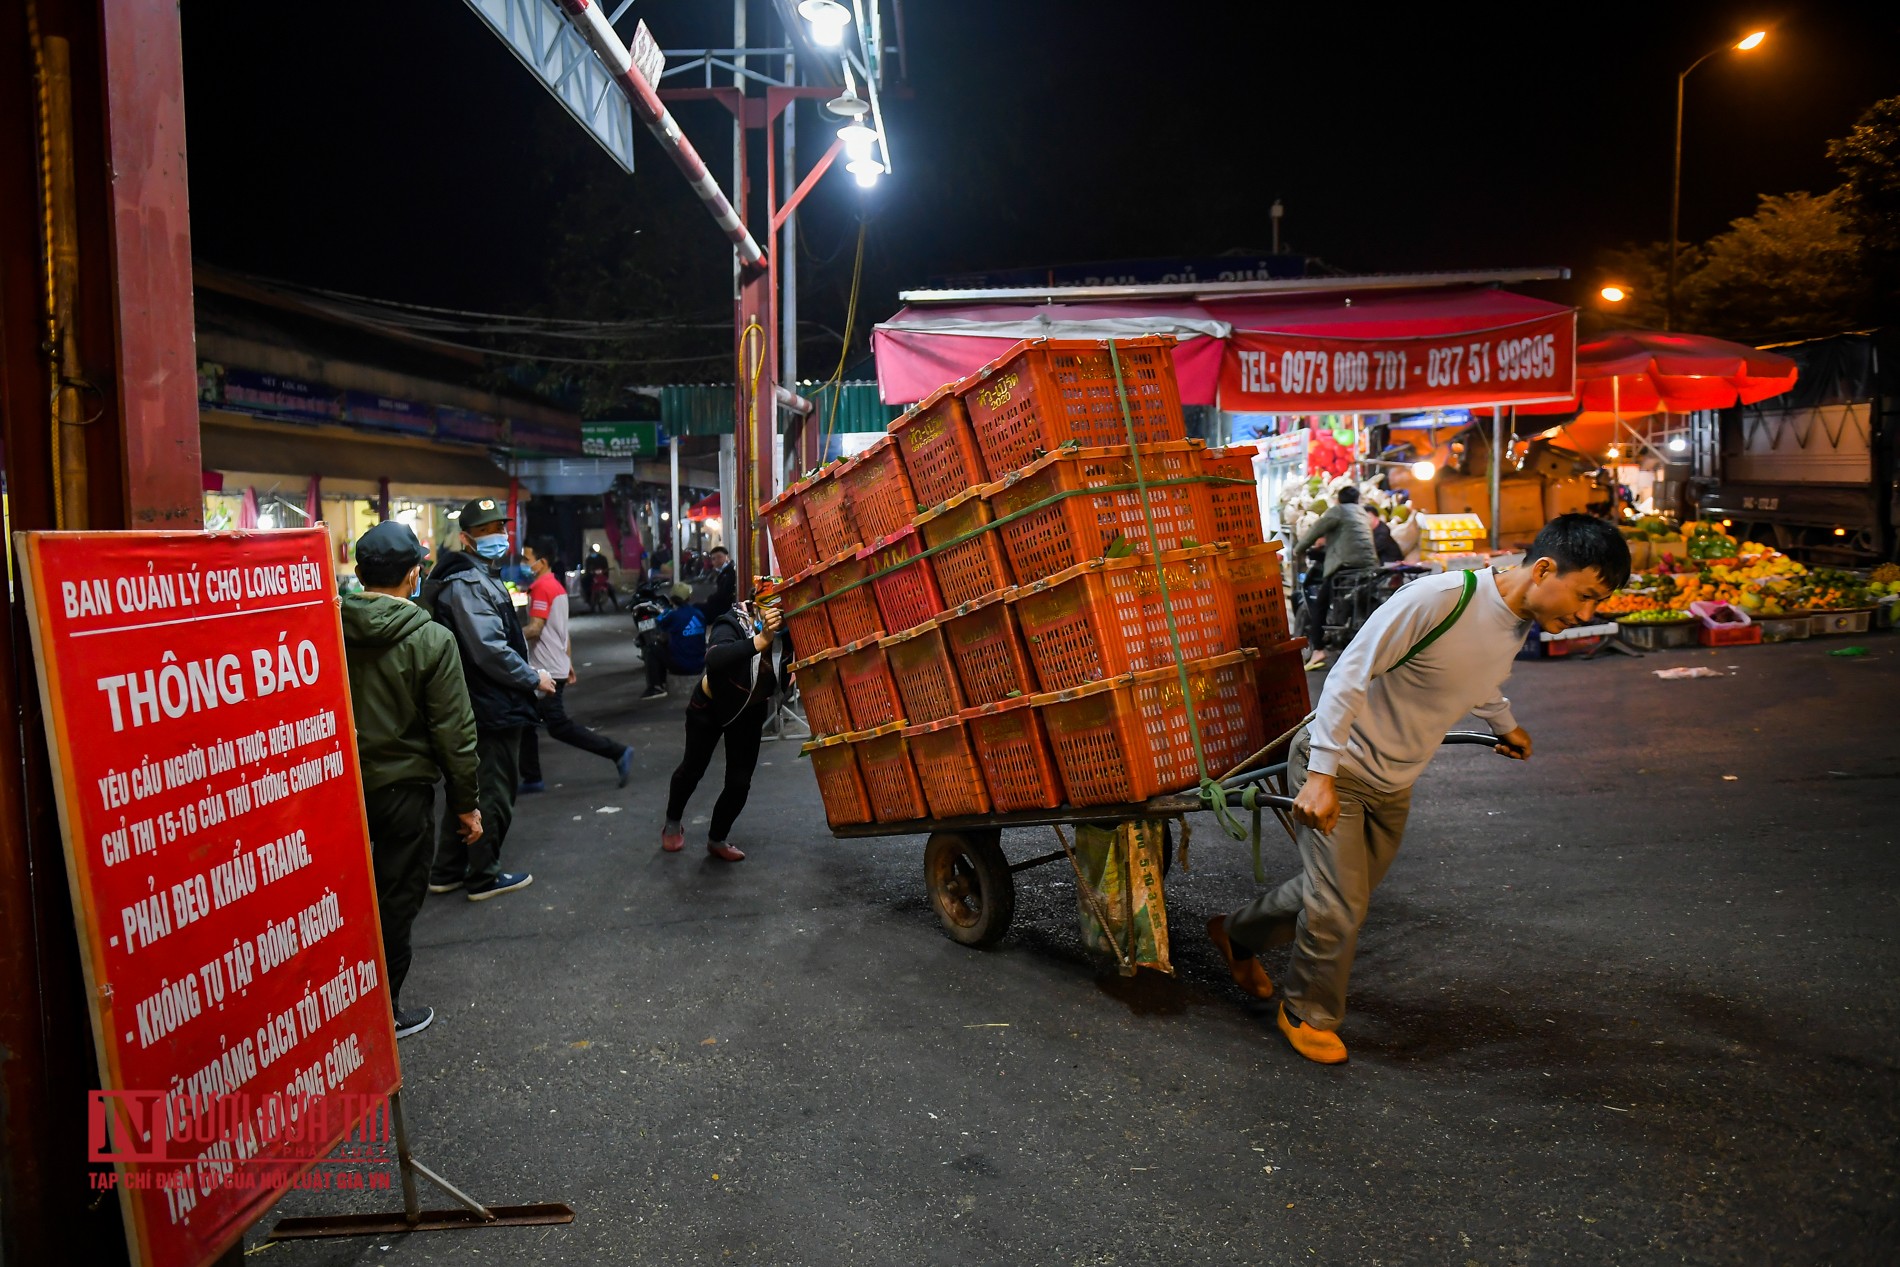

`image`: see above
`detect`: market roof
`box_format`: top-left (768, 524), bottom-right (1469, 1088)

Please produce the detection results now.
top-left (896, 267), bottom-right (1569, 306)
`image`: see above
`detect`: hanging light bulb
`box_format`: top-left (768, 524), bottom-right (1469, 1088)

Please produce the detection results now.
top-left (837, 120), bottom-right (877, 162)
top-left (847, 157), bottom-right (884, 187)
top-left (1409, 460), bottom-right (1435, 481)
top-left (1669, 435), bottom-right (1687, 452)
top-left (1607, 444), bottom-right (1620, 459)
top-left (797, 0), bottom-right (851, 46)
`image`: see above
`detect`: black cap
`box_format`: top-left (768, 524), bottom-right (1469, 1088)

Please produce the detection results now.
top-left (355, 521), bottom-right (426, 571)
top-left (457, 496), bottom-right (509, 532)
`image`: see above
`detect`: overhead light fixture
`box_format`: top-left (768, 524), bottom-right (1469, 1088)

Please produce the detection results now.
top-left (825, 87), bottom-right (869, 119)
top-left (1721, 519), bottom-right (1732, 527)
top-left (1409, 460), bottom-right (1436, 481)
top-left (1669, 436), bottom-right (1688, 452)
top-left (837, 120), bottom-right (878, 162)
top-left (798, 0), bottom-right (851, 46)
top-left (1600, 285), bottom-right (1627, 303)
top-left (1736, 30), bottom-right (1766, 51)
top-left (847, 157), bottom-right (885, 187)
top-left (1607, 444), bottom-right (1620, 459)
top-left (1833, 526), bottom-right (1846, 536)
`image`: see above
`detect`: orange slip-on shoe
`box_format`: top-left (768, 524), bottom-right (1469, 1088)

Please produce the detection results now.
top-left (1277, 1003), bottom-right (1348, 1064)
top-left (1207, 916), bottom-right (1275, 1000)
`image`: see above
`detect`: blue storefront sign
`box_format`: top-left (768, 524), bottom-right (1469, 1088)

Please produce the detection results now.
top-left (436, 406), bottom-right (505, 445)
top-left (932, 253), bottom-right (1304, 291)
top-left (219, 368), bottom-right (339, 423)
top-left (344, 390), bottom-right (435, 437)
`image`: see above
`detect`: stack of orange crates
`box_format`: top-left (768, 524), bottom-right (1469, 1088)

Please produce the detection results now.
top-left (785, 337), bottom-right (1307, 829)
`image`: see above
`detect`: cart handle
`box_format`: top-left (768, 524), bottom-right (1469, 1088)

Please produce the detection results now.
top-left (1443, 729), bottom-right (1522, 751)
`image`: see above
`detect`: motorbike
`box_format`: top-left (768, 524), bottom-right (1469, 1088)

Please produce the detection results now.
top-left (1297, 560), bottom-right (1434, 653)
top-left (583, 566), bottom-right (617, 614)
top-left (630, 579), bottom-right (684, 666)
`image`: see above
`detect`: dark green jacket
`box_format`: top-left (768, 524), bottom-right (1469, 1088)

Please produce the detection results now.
top-left (341, 592), bottom-right (480, 813)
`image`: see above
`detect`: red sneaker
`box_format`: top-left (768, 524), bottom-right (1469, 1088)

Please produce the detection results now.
top-left (706, 841), bottom-right (746, 862)
top-left (661, 825), bottom-right (685, 853)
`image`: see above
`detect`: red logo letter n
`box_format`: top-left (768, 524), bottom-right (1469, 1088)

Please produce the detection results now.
top-left (89, 1090), bottom-right (168, 1163)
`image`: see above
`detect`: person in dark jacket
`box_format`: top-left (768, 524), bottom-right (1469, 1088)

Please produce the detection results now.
top-left (703, 545), bottom-right (736, 621)
top-left (341, 521), bottom-right (482, 1039)
top-left (420, 498), bottom-right (553, 900)
top-left (660, 599), bottom-right (784, 861)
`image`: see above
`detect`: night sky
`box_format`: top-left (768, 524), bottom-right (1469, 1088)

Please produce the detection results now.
top-left (182, 0), bottom-right (1899, 356)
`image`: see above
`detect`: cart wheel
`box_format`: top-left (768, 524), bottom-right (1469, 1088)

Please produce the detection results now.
top-left (924, 830), bottom-right (1014, 949)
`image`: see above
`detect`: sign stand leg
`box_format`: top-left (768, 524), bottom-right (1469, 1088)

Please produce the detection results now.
top-left (266, 1092), bottom-right (573, 1241)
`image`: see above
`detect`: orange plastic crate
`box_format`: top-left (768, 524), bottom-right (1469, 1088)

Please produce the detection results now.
top-left (818, 550), bottom-right (885, 645)
top-left (838, 436), bottom-right (920, 541)
top-left (1251, 639), bottom-right (1312, 747)
top-left (788, 646), bottom-right (853, 737)
top-left (766, 562), bottom-right (836, 659)
top-left (851, 724), bottom-right (929, 823)
top-left (903, 716), bottom-right (992, 819)
top-left (939, 589), bottom-right (1040, 705)
top-left (1035, 651), bottom-right (1264, 806)
top-left (859, 527), bottom-right (944, 636)
top-left (880, 621), bottom-right (966, 724)
top-left (958, 337), bottom-right (1186, 480)
top-left (1222, 541), bottom-right (1290, 649)
top-left (916, 486), bottom-right (1013, 607)
top-left (962, 697), bottom-right (1066, 812)
top-left (803, 732), bottom-right (873, 827)
top-left (1011, 546), bottom-right (1239, 692)
top-left (984, 442), bottom-right (1213, 585)
top-left (1202, 445), bottom-right (1264, 546)
top-left (837, 638), bottom-right (902, 730)
top-left (760, 486), bottom-right (820, 576)
top-left (797, 466), bottom-right (859, 558)
top-left (888, 383), bottom-right (988, 508)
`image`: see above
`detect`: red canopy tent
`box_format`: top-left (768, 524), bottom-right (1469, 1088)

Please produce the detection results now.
top-left (1496, 330), bottom-right (1800, 458)
top-left (872, 280), bottom-right (1579, 414)
top-left (686, 491), bottom-right (721, 522)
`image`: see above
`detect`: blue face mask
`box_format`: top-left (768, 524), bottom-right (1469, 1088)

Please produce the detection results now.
top-left (473, 533), bottom-right (510, 561)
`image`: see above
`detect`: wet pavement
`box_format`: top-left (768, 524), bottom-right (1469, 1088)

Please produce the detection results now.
top-left (247, 614), bottom-right (1899, 1264)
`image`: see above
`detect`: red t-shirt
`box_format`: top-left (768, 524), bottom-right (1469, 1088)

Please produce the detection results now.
top-left (526, 571), bottom-right (570, 676)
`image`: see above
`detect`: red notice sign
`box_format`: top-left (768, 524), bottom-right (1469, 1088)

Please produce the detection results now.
top-left (1220, 311), bottom-right (1577, 413)
top-left (15, 529), bottom-right (399, 1267)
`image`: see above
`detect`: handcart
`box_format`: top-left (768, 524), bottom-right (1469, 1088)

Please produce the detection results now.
top-left (832, 728), bottom-right (1508, 951)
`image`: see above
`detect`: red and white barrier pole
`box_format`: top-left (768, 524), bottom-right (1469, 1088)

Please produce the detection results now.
top-left (555, 0), bottom-right (766, 269)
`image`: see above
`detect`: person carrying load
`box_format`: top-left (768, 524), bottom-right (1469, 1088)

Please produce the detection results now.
top-left (1207, 515), bottom-right (1630, 1064)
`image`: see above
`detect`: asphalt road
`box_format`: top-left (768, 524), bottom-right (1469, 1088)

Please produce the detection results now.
top-left (247, 615), bottom-right (1899, 1265)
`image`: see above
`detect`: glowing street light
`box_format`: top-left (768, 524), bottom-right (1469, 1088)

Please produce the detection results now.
top-left (1409, 460), bottom-right (1436, 481)
top-left (837, 120), bottom-right (878, 162)
top-left (847, 157), bottom-right (885, 188)
top-left (797, 0), bottom-right (851, 46)
top-left (1669, 435), bottom-right (1688, 452)
top-left (1671, 28), bottom-right (1769, 327)
top-left (1600, 285), bottom-right (1628, 303)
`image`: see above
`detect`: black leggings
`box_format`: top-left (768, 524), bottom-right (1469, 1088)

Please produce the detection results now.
top-left (665, 697), bottom-right (766, 842)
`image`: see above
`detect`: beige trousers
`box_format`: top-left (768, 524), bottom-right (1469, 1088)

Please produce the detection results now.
top-left (1225, 729), bottom-right (1412, 1031)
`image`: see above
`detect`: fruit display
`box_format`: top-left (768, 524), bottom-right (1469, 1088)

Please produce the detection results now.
top-left (1599, 538), bottom-right (1887, 621)
top-left (1617, 608), bottom-right (1695, 624)
top-left (1685, 522), bottom-right (1739, 561)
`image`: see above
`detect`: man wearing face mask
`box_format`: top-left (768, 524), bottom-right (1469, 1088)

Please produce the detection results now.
top-left (421, 498), bottom-right (553, 901)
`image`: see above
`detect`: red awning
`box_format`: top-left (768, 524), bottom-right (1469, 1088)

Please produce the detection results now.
top-left (872, 287), bottom-right (1576, 412)
top-left (1512, 329), bottom-right (1799, 415)
top-left (686, 491), bottom-right (721, 522)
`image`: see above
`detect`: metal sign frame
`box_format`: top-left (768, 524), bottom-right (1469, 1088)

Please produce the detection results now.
top-left (460, 0), bottom-right (638, 174)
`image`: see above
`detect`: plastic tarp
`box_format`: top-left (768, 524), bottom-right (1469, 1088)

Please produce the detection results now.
top-left (873, 288), bottom-right (1576, 408)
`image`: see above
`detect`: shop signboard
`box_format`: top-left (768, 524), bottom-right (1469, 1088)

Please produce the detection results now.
top-left (1221, 311), bottom-right (1576, 413)
top-left (510, 418), bottom-right (584, 456)
top-left (343, 391), bottom-right (435, 438)
top-left (935, 253), bottom-right (1303, 290)
top-left (15, 528), bottom-right (400, 1267)
top-left (435, 407), bottom-right (505, 446)
top-left (220, 370), bottom-right (339, 425)
top-left (580, 420), bottom-right (660, 459)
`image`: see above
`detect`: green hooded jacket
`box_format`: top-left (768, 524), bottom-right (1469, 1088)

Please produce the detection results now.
top-left (341, 592), bottom-right (480, 813)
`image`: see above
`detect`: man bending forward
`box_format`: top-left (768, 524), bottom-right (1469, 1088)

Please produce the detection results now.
top-left (1208, 515), bottom-right (1629, 1064)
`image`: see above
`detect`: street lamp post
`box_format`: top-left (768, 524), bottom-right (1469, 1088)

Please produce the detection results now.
top-left (1669, 30), bottom-right (1766, 331)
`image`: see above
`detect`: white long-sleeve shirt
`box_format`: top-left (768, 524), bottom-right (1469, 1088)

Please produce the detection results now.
top-left (1307, 568), bottom-right (1529, 793)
